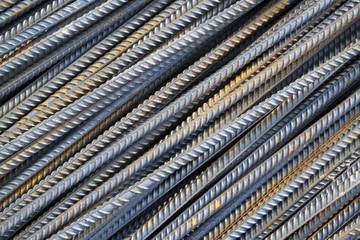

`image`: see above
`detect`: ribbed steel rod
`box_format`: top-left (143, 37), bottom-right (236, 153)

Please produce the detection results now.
top-left (0, 0), bottom-right (48, 28)
top-left (235, 135), bottom-right (360, 240)
top-left (151, 40), bottom-right (360, 240)
top-left (0, 0), bottom-right (338, 193)
top-left (132, 54), bottom-right (360, 240)
top-left (0, 0), bottom-right (22, 12)
top-left (0, 0), bottom-right (265, 187)
top-left (1, 0), bottom-right (359, 239)
top-left (0, 0), bottom-right (179, 128)
top-left (0, 0), bottom-right (179, 208)
top-left (196, 96), bottom-right (360, 240)
top-left (0, 0), bottom-right (330, 233)
top-left (327, 201), bottom-right (360, 240)
top-left (0, 0), bottom-right (289, 221)
top-left (269, 158), bottom-right (360, 240)
top-left (121, 15), bottom-right (360, 240)
top-left (0, 0), bottom-right (348, 237)
top-left (0, 0), bottom-right (154, 105)
top-left (49, 38), bottom-right (360, 240)
top-left (0, 0), bottom-right (170, 123)
top-left (0, 0), bottom-right (74, 44)
top-left (0, 0), bottom-right (101, 57)
top-left (99, 9), bottom-right (360, 236)
top-left (309, 195), bottom-right (360, 239)
top-left (0, 0), bottom-right (237, 141)
top-left (0, 0), bottom-right (245, 154)
top-left (0, 0), bottom-right (250, 208)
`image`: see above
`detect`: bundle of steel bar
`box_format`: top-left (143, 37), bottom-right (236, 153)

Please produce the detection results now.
top-left (0, 0), bottom-right (360, 239)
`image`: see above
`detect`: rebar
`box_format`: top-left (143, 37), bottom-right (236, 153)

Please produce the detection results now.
top-left (0, 0), bottom-right (360, 239)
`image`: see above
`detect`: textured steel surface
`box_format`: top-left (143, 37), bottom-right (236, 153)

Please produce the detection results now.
top-left (0, 0), bottom-right (360, 239)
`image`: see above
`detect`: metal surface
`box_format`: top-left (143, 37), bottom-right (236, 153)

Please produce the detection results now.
top-left (0, 0), bottom-right (360, 239)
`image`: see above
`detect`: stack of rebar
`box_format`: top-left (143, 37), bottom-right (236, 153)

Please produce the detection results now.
top-left (0, 0), bottom-right (359, 239)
